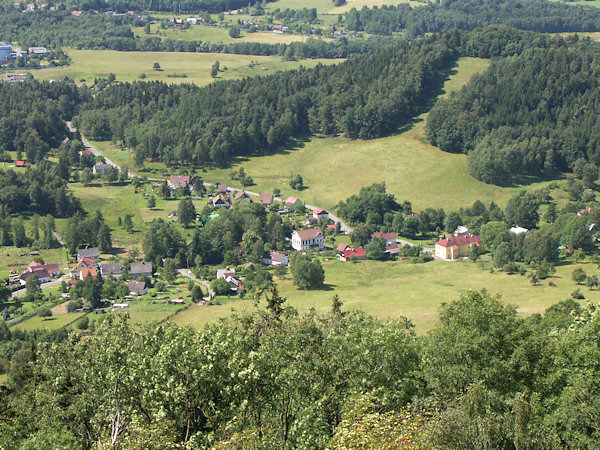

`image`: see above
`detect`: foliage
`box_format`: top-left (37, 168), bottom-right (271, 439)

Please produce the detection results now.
top-left (291, 253), bottom-right (325, 289)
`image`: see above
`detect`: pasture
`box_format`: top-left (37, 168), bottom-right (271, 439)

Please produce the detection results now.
top-left (171, 257), bottom-right (597, 334)
top-left (6, 50), bottom-right (341, 86)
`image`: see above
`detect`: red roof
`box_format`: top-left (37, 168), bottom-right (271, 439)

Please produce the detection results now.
top-left (313, 208), bottom-right (327, 215)
top-left (80, 267), bottom-right (97, 280)
top-left (326, 224), bottom-right (336, 229)
top-left (286, 196), bottom-right (300, 206)
top-left (75, 257), bottom-right (96, 271)
top-left (436, 234), bottom-right (482, 248)
top-left (337, 243), bottom-right (350, 252)
top-left (15, 160), bottom-right (25, 167)
top-left (342, 247), bottom-right (366, 259)
top-left (260, 193), bottom-right (273, 204)
top-left (372, 232), bottom-right (396, 241)
top-left (170, 175), bottom-right (190, 185)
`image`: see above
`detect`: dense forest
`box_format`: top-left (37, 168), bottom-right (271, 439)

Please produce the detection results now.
top-left (1, 290), bottom-right (599, 447)
top-left (343, 0), bottom-right (600, 36)
top-left (80, 34), bottom-right (456, 166)
top-left (427, 35), bottom-right (600, 184)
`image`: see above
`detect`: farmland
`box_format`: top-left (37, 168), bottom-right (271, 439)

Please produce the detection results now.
top-left (6, 49), bottom-right (341, 86)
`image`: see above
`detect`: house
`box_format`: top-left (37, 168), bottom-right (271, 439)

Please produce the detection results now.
top-left (112, 303), bottom-right (129, 309)
top-left (77, 247), bottom-right (100, 261)
top-left (74, 257), bottom-right (96, 277)
top-left (262, 251), bottom-right (288, 266)
top-left (292, 228), bottom-right (324, 251)
top-left (338, 246), bottom-right (366, 261)
top-left (27, 261), bottom-right (60, 277)
top-left (28, 46), bottom-right (47, 56)
top-left (435, 234), bottom-right (482, 260)
top-left (212, 194), bottom-right (231, 209)
top-left (510, 226), bottom-right (529, 235)
top-left (20, 270), bottom-right (50, 285)
top-left (285, 196), bottom-right (302, 211)
top-left (385, 241), bottom-right (402, 256)
top-left (130, 262), bottom-right (153, 279)
top-left (71, 10), bottom-right (83, 15)
top-left (313, 208), bottom-right (328, 220)
top-left (128, 280), bottom-right (147, 296)
top-left (93, 162), bottom-right (112, 175)
top-left (226, 276), bottom-right (243, 292)
top-left (80, 267), bottom-right (98, 280)
top-left (260, 193), bottom-right (273, 206)
top-left (217, 184), bottom-right (228, 194)
top-left (168, 175), bottom-right (195, 191)
top-left (15, 160), bottom-right (25, 167)
top-left (234, 190), bottom-right (252, 202)
top-left (372, 232), bottom-right (396, 244)
top-left (217, 267), bottom-right (236, 279)
top-left (100, 262), bottom-right (123, 277)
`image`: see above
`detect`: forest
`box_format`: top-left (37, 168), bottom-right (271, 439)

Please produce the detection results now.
top-left (342, 0), bottom-right (600, 36)
top-left (79, 34), bottom-right (457, 166)
top-left (427, 35), bottom-right (600, 184)
top-left (1, 290), bottom-right (599, 447)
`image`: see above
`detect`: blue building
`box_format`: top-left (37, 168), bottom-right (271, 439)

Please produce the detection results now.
top-left (0, 43), bottom-right (11, 64)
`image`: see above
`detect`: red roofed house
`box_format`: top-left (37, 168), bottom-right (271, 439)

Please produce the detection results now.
top-left (71, 10), bottom-right (83, 16)
top-left (168, 175), bottom-right (195, 191)
top-left (74, 257), bottom-right (96, 278)
top-left (212, 194), bottom-right (231, 209)
top-left (372, 232), bottom-right (396, 244)
top-left (217, 184), bottom-right (228, 194)
top-left (285, 196), bottom-right (301, 211)
top-left (435, 234), bottom-right (482, 260)
top-left (313, 208), bottom-right (328, 220)
top-left (260, 193), bottom-right (273, 206)
top-left (292, 228), bottom-right (324, 251)
top-left (337, 243), bottom-right (350, 253)
top-left (234, 190), bottom-right (252, 202)
top-left (339, 246), bottom-right (366, 261)
top-left (27, 261), bottom-right (60, 277)
top-left (15, 160), bottom-right (25, 167)
top-left (80, 267), bottom-right (98, 280)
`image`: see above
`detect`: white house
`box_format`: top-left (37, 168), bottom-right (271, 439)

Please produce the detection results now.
top-left (285, 196), bottom-right (302, 211)
top-left (292, 228), bottom-right (324, 251)
top-left (510, 226), bottom-right (529, 235)
top-left (128, 280), bottom-right (147, 296)
top-left (313, 208), bottom-right (328, 220)
top-left (216, 267), bottom-right (236, 279)
top-left (262, 251), bottom-right (288, 266)
top-left (92, 162), bottom-right (112, 175)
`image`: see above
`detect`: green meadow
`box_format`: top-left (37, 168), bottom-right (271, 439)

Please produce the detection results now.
top-left (7, 49), bottom-right (341, 86)
top-left (171, 257), bottom-right (597, 334)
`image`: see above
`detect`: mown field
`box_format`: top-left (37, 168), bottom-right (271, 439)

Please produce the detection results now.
top-left (172, 257), bottom-right (597, 334)
top-left (6, 50), bottom-right (341, 86)
top-left (134, 23), bottom-right (319, 44)
top-left (264, 0), bottom-right (414, 14)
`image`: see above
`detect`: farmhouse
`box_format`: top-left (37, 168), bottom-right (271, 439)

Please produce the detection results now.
top-left (234, 190), bottom-right (252, 202)
top-left (262, 251), bottom-right (288, 266)
top-left (217, 184), bottom-right (228, 194)
top-left (168, 175), bottom-right (195, 191)
top-left (130, 262), bottom-right (153, 279)
top-left (216, 267), bottom-right (236, 279)
top-left (292, 228), bottom-right (324, 251)
top-left (435, 234), bottom-right (482, 260)
top-left (385, 241), bottom-right (402, 256)
top-left (74, 257), bottom-right (96, 278)
top-left (77, 247), bottom-right (99, 261)
top-left (285, 196), bottom-right (302, 211)
top-left (336, 244), bottom-right (366, 261)
top-left (92, 162), bottom-right (112, 175)
top-left (100, 262), bottom-right (123, 277)
top-left (128, 280), bottom-right (147, 296)
top-left (313, 208), bottom-right (328, 220)
top-left (212, 194), bottom-right (231, 209)
top-left (27, 261), bottom-right (60, 277)
top-left (20, 270), bottom-right (50, 285)
top-left (260, 193), bottom-right (273, 206)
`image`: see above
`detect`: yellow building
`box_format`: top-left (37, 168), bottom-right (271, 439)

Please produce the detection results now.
top-left (435, 234), bottom-right (482, 260)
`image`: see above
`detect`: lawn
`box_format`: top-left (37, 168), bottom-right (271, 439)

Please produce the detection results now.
top-left (0, 247), bottom-right (67, 280)
top-left (171, 258), bottom-right (599, 334)
top-left (13, 312), bottom-right (85, 331)
top-left (264, 0), bottom-right (415, 14)
top-left (6, 50), bottom-right (342, 86)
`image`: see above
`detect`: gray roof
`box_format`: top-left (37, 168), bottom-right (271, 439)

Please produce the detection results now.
top-left (128, 280), bottom-right (146, 292)
top-left (77, 247), bottom-right (99, 258)
top-left (100, 262), bottom-right (123, 274)
top-left (131, 262), bottom-right (152, 274)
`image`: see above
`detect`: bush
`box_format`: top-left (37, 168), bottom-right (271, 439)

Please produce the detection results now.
top-left (571, 288), bottom-right (585, 299)
top-left (76, 316), bottom-right (89, 330)
top-left (66, 300), bottom-right (82, 313)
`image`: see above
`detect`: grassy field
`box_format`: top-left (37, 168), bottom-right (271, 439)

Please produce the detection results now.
top-left (172, 258), bottom-right (598, 334)
top-left (7, 50), bottom-right (341, 86)
top-left (13, 312), bottom-right (84, 331)
top-left (0, 247), bottom-right (67, 280)
top-left (134, 24), bottom-right (319, 44)
top-left (264, 0), bottom-right (414, 14)
top-left (198, 57), bottom-right (556, 211)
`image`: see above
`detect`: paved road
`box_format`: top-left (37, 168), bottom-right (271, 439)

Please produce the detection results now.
top-left (12, 276), bottom-right (66, 298)
top-left (178, 269), bottom-right (214, 301)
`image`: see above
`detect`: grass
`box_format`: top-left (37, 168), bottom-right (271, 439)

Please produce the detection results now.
top-left (0, 247), bottom-right (67, 280)
top-left (6, 49), bottom-right (342, 86)
top-left (134, 24), bottom-right (320, 44)
top-left (13, 312), bottom-right (84, 331)
top-left (264, 0), bottom-right (415, 14)
top-left (171, 258), bottom-right (598, 334)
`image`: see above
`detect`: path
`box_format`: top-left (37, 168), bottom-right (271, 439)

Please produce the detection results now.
top-left (178, 269), bottom-right (214, 301)
top-left (397, 238), bottom-right (434, 254)
top-left (11, 276), bottom-right (66, 298)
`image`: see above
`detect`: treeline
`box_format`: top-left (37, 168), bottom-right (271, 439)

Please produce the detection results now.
top-left (80, 0), bottom-right (276, 14)
top-left (0, 11), bottom-right (394, 58)
top-left (80, 34), bottom-right (457, 166)
top-left (2, 290), bottom-right (600, 447)
top-left (427, 34), bottom-right (600, 184)
top-left (343, 0), bottom-right (600, 36)
top-left (0, 79), bottom-right (84, 162)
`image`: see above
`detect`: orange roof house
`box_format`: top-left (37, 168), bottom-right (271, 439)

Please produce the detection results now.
top-left (434, 234), bottom-right (482, 260)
